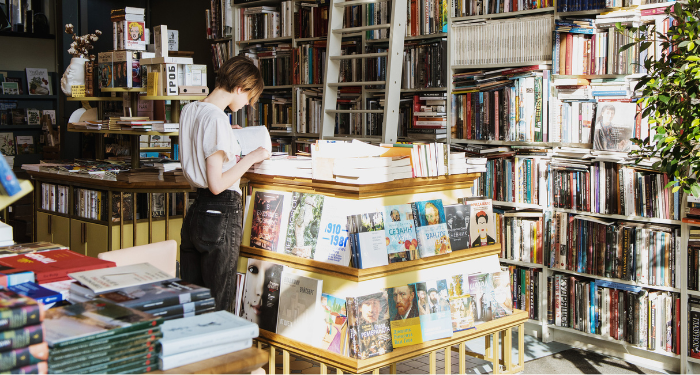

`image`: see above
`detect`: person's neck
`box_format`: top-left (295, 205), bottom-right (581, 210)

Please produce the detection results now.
top-left (203, 88), bottom-right (233, 111)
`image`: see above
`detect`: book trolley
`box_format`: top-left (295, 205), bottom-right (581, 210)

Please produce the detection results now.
top-left (238, 172), bottom-right (528, 374)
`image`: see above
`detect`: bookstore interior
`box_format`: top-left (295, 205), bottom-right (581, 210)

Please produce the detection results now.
top-left (0, 0), bottom-right (700, 374)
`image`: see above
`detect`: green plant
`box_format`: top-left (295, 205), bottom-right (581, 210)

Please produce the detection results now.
top-left (621, 0), bottom-right (700, 196)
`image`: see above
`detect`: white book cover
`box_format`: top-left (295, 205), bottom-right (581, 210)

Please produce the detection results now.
top-left (160, 338), bottom-right (253, 370)
top-left (160, 310), bottom-right (259, 357)
top-left (68, 263), bottom-right (176, 294)
top-left (276, 272), bottom-right (324, 347)
top-left (313, 197), bottom-right (352, 266)
top-left (355, 212), bottom-right (390, 269)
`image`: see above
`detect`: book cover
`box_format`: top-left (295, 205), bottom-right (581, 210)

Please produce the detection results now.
top-left (276, 273), bottom-right (323, 347)
top-left (314, 197), bottom-right (353, 266)
top-left (159, 310), bottom-right (258, 357)
top-left (412, 279), bottom-right (453, 341)
top-left (1, 82), bottom-right (18, 95)
top-left (250, 191), bottom-right (285, 252)
top-left (468, 199), bottom-right (496, 247)
top-left (592, 102), bottom-right (636, 152)
top-left (124, 20), bottom-right (146, 50)
top-left (411, 199), bottom-right (452, 258)
top-left (25, 68), bottom-right (51, 95)
top-left (68, 263), bottom-right (175, 294)
top-left (388, 284), bottom-right (423, 348)
top-left (15, 135), bottom-right (35, 154)
top-left (489, 270), bottom-right (513, 319)
top-left (98, 52), bottom-right (113, 89)
top-left (8, 281), bottom-right (62, 308)
top-left (284, 192), bottom-right (325, 259)
top-left (447, 273), bottom-right (475, 332)
top-left (240, 258), bottom-right (283, 333)
top-left (355, 211), bottom-right (390, 269)
top-left (95, 280), bottom-right (211, 311)
top-left (347, 291), bottom-right (393, 359)
top-left (444, 204), bottom-right (471, 251)
top-left (26, 109), bottom-right (40, 125)
top-left (44, 300), bottom-right (161, 348)
top-left (468, 273), bottom-right (494, 324)
top-left (0, 133), bottom-right (16, 156)
top-left (384, 204), bottom-right (418, 262)
top-left (0, 324), bottom-right (43, 352)
top-left (0, 250), bottom-right (115, 283)
top-left (321, 293), bottom-right (347, 354)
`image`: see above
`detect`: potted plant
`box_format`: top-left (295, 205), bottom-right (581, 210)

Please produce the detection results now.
top-left (624, 0), bottom-right (700, 196)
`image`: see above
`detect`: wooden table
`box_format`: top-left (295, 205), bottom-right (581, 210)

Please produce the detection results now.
top-left (151, 347), bottom-right (268, 374)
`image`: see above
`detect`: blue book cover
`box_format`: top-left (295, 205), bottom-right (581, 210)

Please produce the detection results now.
top-left (9, 282), bottom-right (62, 308)
top-left (0, 266), bottom-right (35, 288)
top-left (384, 204), bottom-right (418, 262)
top-left (0, 156), bottom-right (20, 196)
top-left (410, 200), bottom-right (451, 258)
top-left (412, 279), bottom-right (453, 341)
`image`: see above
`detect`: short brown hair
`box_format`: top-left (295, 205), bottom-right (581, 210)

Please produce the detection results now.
top-left (215, 56), bottom-right (264, 106)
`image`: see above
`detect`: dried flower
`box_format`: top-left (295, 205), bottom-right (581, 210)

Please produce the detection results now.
top-left (64, 23), bottom-right (100, 60)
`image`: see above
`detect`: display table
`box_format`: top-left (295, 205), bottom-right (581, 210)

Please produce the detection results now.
top-left (151, 347), bottom-right (269, 374)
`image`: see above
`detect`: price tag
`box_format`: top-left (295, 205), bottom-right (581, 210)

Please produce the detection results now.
top-left (71, 85), bottom-right (86, 98)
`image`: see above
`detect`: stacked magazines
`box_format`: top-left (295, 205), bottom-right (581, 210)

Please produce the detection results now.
top-left (0, 290), bottom-right (47, 374)
top-left (68, 263), bottom-right (215, 321)
top-left (45, 300), bottom-right (161, 374)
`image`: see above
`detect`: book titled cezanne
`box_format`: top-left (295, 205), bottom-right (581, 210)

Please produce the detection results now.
top-left (0, 250), bottom-right (115, 283)
top-left (410, 200), bottom-right (452, 258)
top-left (250, 191), bottom-right (285, 251)
top-left (383, 204), bottom-right (418, 262)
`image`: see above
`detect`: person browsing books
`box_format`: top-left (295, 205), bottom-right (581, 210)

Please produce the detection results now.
top-left (179, 56), bottom-right (269, 312)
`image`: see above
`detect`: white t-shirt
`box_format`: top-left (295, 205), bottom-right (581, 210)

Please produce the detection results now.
top-left (179, 101), bottom-right (242, 194)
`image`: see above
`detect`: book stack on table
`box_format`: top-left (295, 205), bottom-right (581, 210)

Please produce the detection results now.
top-left (0, 290), bottom-right (48, 374)
top-left (68, 263), bottom-right (215, 321)
top-left (45, 300), bottom-right (161, 374)
top-left (159, 311), bottom-right (258, 370)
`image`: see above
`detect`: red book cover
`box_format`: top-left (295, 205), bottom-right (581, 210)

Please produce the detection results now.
top-left (465, 93), bottom-right (472, 140)
top-left (412, 95), bottom-right (421, 128)
top-left (462, 94), bottom-right (467, 139)
top-left (565, 33), bottom-right (573, 76)
top-left (0, 250), bottom-right (115, 283)
top-left (590, 35), bottom-right (596, 75)
top-left (411, 0), bottom-right (417, 35)
top-left (494, 91), bottom-right (499, 140)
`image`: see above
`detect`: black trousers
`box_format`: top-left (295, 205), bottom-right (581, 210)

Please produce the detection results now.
top-left (180, 188), bottom-right (242, 312)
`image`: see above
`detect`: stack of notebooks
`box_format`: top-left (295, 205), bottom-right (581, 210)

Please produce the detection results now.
top-left (116, 168), bottom-right (164, 182)
top-left (68, 263), bottom-right (215, 321)
top-left (45, 300), bottom-right (161, 374)
top-left (0, 290), bottom-right (48, 374)
top-left (159, 311), bottom-right (258, 370)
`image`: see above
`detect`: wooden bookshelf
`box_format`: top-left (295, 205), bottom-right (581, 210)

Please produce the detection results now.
top-left (452, 6), bottom-right (555, 21)
top-left (67, 128), bottom-right (178, 136)
top-left (100, 87), bottom-right (146, 93)
top-left (65, 96), bottom-right (122, 101)
top-left (140, 95), bottom-right (206, 101)
top-left (550, 267), bottom-right (681, 293)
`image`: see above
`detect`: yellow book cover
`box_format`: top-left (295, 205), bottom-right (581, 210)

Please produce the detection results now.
top-left (388, 284), bottom-right (423, 348)
top-left (147, 71), bottom-right (159, 96)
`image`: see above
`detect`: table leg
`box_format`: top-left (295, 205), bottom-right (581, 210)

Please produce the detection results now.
top-left (390, 363), bottom-right (397, 374)
top-left (430, 351), bottom-right (436, 374)
top-left (519, 324), bottom-right (524, 368)
top-left (372, 369), bottom-right (380, 374)
top-left (283, 349), bottom-right (290, 375)
top-left (492, 332), bottom-right (501, 374)
top-left (503, 328), bottom-right (513, 373)
top-left (336, 369), bottom-right (342, 374)
top-left (320, 363), bottom-right (327, 374)
top-left (459, 342), bottom-right (466, 375)
top-left (269, 345), bottom-right (276, 375)
top-left (444, 347), bottom-right (451, 375)
top-left (484, 334), bottom-right (492, 363)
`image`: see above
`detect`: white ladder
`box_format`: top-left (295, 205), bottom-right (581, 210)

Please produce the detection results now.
top-left (320, 0), bottom-right (407, 144)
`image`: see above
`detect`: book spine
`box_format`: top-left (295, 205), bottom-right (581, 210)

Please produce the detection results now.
top-left (52, 319), bottom-right (162, 349)
top-left (0, 304), bottom-right (42, 332)
top-left (0, 343), bottom-right (46, 371)
top-left (0, 324), bottom-right (43, 352)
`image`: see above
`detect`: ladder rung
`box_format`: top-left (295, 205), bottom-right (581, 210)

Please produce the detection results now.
top-left (330, 52), bottom-right (388, 60)
top-left (328, 81), bottom-right (386, 87)
top-left (334, 0), bottom-right (391, 7)
top-left (326, 109), bottom-right (384, 114)
top-left (332, 24), bottom-right (391, 34)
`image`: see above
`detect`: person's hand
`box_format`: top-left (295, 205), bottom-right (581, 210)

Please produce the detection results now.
top-left (231, 124), bottom-right (242, 129)
top-left (247, 147), bottom-right (271, 163)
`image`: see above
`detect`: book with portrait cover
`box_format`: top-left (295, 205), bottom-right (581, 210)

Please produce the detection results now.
top-left (467, 199), bottom-right (496, 248)
top-left (410, 200), bottom-right (452, 258)
top-left (444, 204), bottom-right (471, 251)
top-left (387, 284), bottom-right (423, 348)
top-left (276, 273), bottom-right (323, 347)
top-left (383, 204), bottom-right (418, 262)
top-left (240, 258), bottom-right (283, 333)
top-left (412, 279), bottom-right (453, 341)
top-left (321, 293), bottom-right (347, 354)
top-left (468, 273), bottom-right (494, 324)
top-left (447, 273), bottom-right (475, 332)
top-left (592, 102), bottom-right (636, 152)
top-left (284, 192), bottom-right (325, 259)
top-left (346, 291), bottom-right (393, 359)
top-left (490, 270), bottom-right (513, 319)
top-left (250, 191), bottom-right (285, 252)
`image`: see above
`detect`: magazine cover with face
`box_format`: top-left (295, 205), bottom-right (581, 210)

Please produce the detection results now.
top-left (410, 199), bottom-right (452, 258)
top-left (383, 204), bottom-right (418, 262)
top-left (412, 279), bottom-right (453, 341)
top-left (468, 200), bottom-right (495, 248)
top-left (447, 273), bottom-right (475, 332)
top-left (444, 204), bottom-right (471, 251)
top-left (250, 191), bottom-right (285, 252)
top-left (240, 258), bottom-right (283, 333)
top-left (387, 284), bottom-right (423, 348)
top-left (348, 291), bottom-right (393, 359)
top-left (284, 192), bottom-right (325, 259)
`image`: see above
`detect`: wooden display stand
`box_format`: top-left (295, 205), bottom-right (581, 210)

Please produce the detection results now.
top-left (239, 173), bottom-right (527, 374)
top-left (151, 347), bottom-right (269, 374)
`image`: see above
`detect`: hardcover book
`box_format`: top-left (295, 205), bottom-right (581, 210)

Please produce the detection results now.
top-left (1, 82), bottom-right (18, 95)
top-left (276, 273), bottom-right (323, 347)
top-left (159, 310), bottom-right (258, 357)
top-left (468, 273), bottom-right (494, 324)
top-left (0, 289), bottom-right (43, 332)
top-left (0, 342), bottom-right (47, 371)
top-left (592, 102), bottom-right (636, 152)
top-left (284, 192), bottom-right (325, 259)
top-left (25, 68), bottom-right (51, 95)
top-left (160, 339), bottom-right (252, 370)
top-left (250, 191), bottom-right (285, 252)
top-left (68, 263), bottom-right (175, 294)
top-left (411, 199), bottom-right (452, 258)
top-left (384, 204), bottom-right (418, 262)
top-left (388, 284), bottom-right (423, 348)
top-left (321, 293), bottom-right (347, 354)
top-left (444, 204), bottom-right (471, 251)
top-left (354, 211), bottom-right (390, 269)
top-left (489, 270), bottom-right (513, 319)
top-left (0, 133), bottom-right (16, 156)
top-left (313, 197), bottom-right (353, 266)
top-left (447, 273), bottom-right (475, 332)
top-left (94, 280), bottom-right (211, 311)
top-left (240, 258), bottom-right (283, 333)
top-left (467, 199), bottom-right (496, 247)
top-left (8, 281), bottom-right (62, 308)
top-left (346, 291), bottom-right (393, 359)
top-left (412, 279), bottom-right (453, 341)
top-left (0, 250), bottom-right (116, 284)
top-left (0, 324), bottom-right (43, 352)
top-left (3, 78), bottom-right (22, 94)
top-left (15, 135), bottom-right (35, 154)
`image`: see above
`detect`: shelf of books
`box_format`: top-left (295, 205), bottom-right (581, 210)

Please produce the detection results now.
top-left (236, 171), bottom-right (529, 373)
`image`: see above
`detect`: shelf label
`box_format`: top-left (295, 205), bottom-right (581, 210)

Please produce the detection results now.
top-left (71, 85), bottom-right (85, 98)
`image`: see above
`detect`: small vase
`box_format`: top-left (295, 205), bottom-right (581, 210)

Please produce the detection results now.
top-left (61, 57), bottom-right (89, 96)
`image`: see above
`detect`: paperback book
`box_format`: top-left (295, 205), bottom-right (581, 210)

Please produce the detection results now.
top-left (346, 291), bottom-right (393, 359)
top-left (68, 263), bottom-right (176, 294)
top-left (447, 273), bottom-right (475, 332)
top-left (444, 204), bottom-right (471, 251)
top-left (354, 211), bottom-right (390, 269)
top-left (0, 249), bottom-right (116, 284)
top-left (276, 273), bottom-right (323, 347)
top-left (490, 270), bottom-right (513, 319)
top-left (383, 204), bottom-right (418, 262)
top-left (592, 102), bottom-right (636, 152)
top-left (387, 284), bottom-right (423, 348)
top-left (94, 280), bottom-right (211, 311)
top-left (469, 273), bottom-right (494, 324)
top-left (413, 279), bottom-right (453, 341)
top-left (320, 293), bottom-right (347, 354)
top-left (240, 258), bottom-right (283, 333)
top-left (467, 199), bottom-right (496, 247)
top-left (411, 199), bottom-right (452, 257)
top-left (313, 197), bottom-right (353, 266)
top-left (284, 192), bottom-right (325, 259)
top-left (250, 191), bottom-right (285, 252)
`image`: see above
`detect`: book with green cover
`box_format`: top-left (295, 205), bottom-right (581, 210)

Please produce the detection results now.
top-left (44, 300), bottom-right (161, 348)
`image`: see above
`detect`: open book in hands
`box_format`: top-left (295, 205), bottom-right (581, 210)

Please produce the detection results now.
top-left (232, 126), bottom-right (272, 155)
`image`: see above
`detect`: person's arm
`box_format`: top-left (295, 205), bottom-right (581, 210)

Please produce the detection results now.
top-left (206, 147), bottom-right (270, 195)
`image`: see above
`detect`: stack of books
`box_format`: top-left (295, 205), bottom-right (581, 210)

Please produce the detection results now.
top-left (45, 300), bottom-right (161, 374)
top-left (117, 120), bottom-right (165, 132)
top-left (0, 290), bottom-right (48, 374)
top-left (159, 311), bottom-right (258, 370)
top-left (163, 170), bottom-right (186, 182)
top-left (151, 123), bottom-right (179, 133)
top-left (116, 168), bottom-right (163, 182)
top-left (0, 249), bottom-right (115, 284)
top-left (68, 263), bottom-right (214, 321)
top-left (251, 155), bottom-right (313, 178)
top-left (9, 282), bottom-right (64, 309)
